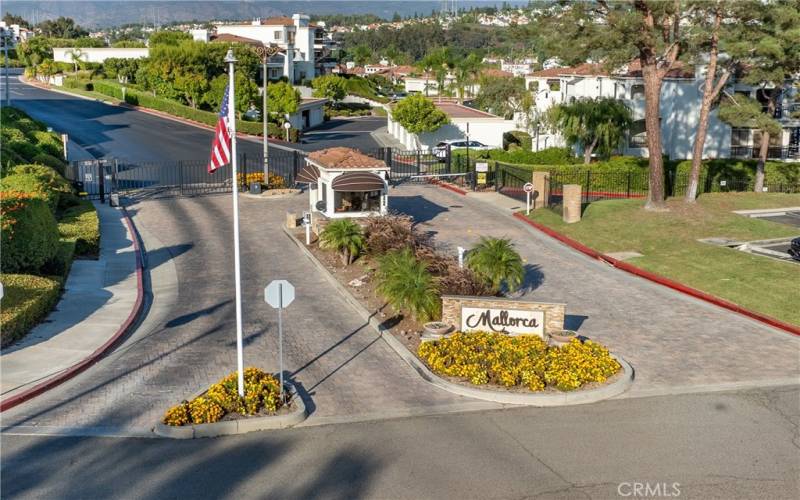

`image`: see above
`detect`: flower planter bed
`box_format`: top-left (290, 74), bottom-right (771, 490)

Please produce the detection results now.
top-left (154, 367), bottom-right (307, 439)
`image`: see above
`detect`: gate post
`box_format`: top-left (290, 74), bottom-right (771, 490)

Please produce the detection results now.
top-left (292, 150), bottom-right (301, 185)
top-left (112, 159), bottom-right (119, 194)
top-left (98, 161), bottom-right (106, 204)
top-left (531, 171), bottom-right (550, 209)
top-left (445, 145), bottom-right (452, 174)
top-left (415, 150), bottom-right (421, 175)
top-left (385, 147), bottom-right (393, 171)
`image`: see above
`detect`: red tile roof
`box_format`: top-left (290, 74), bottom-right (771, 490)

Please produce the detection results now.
top-left (260, 16), bottom-right (294, 26)
top-left (308, 147), bottom-right (388, 170)
top-left (527, 60), bottom-right (694, 79)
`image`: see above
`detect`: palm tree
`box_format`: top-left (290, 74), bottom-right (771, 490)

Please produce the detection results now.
top-left (466, 237), bottom-right (525, 293)
top-left (68, 48), bottom-right (84, 72)
top-left (453, 54), bottom-right (481, 103)
top-left (376, 249), bottom-right (440, 322)
top-left (319, 219), bottom-right (365, 265)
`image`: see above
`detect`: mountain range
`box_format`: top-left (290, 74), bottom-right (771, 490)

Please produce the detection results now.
top-left (2, 1), bottom-right (530, 28)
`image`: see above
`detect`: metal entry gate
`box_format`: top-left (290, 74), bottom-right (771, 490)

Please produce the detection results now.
top-left (65, 149), bottom-right (306, 200)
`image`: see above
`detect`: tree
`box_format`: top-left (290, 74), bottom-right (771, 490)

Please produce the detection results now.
top-left (3, 13), bottom-right (31, 29)
top-left (17, 37), bottom-right (52, 67)
top-left (320, 219), bottom-right (365, 265)
top-left (174, 70), bottom-right (209, 109)
top-left (266, 81), bottom-right (301, 120)
top-left (466, 237), bottom-right (524, 293)
top-left (36, 17), bottom-right (88, 38)
top-left (351, 45), bottom-right (372, 66)
top-left (311, 74), bottom-right (347, 103)
top-left (541, 1), bottom-right (684, 210)
top-left (421, 47), bottom-right (454, 102)
top-left (204, 72), bottom-right (259, 118)
top-left (718, 95), bottom-right (782, 191)
top-left (720, 0), bottom-right (800, 192)
top-left (547, 97), bottom-right (633, 164)
top-left (474, 75), bottom-right (526, 119)
top-left (452, 54), bottom-right (482, 103)
top-left (376, 249), bottom-right (440, 322)
top-left (683, 0), bottom-right (737, 202)
top-left (391, 94), bottom-right (449, 134)
top-left (67, 48), bottom-right (84, 72)
top-left (37, 59), bottom-right (58, 81)
top-left (148, 31), bottom-right (192, 46)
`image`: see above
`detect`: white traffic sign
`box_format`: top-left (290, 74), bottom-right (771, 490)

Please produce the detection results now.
top-left (524, 183), bottom-right (534, 215)
top-left (523, 182), bottom-right (534, 193)
top-left (265, 280), bottom-right (295, 309)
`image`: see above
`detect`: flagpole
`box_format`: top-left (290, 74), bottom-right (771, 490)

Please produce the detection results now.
top-left (225, 49), bottom-right (245, 398)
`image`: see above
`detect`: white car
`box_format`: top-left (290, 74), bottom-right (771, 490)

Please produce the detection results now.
top-left (432, 139), bottom-right (492, 159)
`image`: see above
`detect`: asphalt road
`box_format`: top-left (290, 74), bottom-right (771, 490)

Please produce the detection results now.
top-left (3, 386), bottom-right (799, 499)
top-left (0, 69), bottom-right (382, 161)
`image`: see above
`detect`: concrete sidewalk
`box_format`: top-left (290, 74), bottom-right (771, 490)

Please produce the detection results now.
top-left (0, 203), bottom-right (140, 400)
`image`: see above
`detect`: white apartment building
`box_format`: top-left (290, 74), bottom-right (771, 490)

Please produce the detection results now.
top-left (53, 47), bottom-right (149, 64)
top-left (0, 21), bottom-right (34, 48)
top-left (214, 15), bottom-right (331, 83)
top-left (524, 62), bottom-right (800, 160)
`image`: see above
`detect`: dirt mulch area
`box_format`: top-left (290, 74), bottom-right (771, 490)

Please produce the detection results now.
top-left (296, 229), bottom-right (425, 353)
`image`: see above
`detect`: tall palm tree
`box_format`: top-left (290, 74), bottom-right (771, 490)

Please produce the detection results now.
top-left (466, 237), bottom-right (525, 293)
top-left (453, 54), bottom-right (482, 103)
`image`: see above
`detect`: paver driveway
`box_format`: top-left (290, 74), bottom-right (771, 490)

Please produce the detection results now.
top-left (391, 184), bottom-right (800, 397)
top-left (2, 194), bottom-right (493, 434)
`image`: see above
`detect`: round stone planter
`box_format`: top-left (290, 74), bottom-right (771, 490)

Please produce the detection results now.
top-left (548, 330), bottom-right (578, 346)
top-left (153, 382), bottom-right (308, 439)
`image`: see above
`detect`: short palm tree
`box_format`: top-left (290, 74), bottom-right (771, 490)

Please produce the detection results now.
top-left (376, 248), bottom-right (440, 322)
top-left (466, 237), bottom-right (525, 293)
top-left (319, 219), bottom-right (365, 266)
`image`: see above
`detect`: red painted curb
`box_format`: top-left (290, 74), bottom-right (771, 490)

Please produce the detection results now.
top-left (512, 212), bottom-right (800, 336)
top-left (429, 179), bottom-right (468, 196)
top-left (0, 207), bottom-right (146, 412)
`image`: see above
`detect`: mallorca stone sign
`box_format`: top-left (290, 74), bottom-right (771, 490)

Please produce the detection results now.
top-left (442, 295), bottom-right (566, 337)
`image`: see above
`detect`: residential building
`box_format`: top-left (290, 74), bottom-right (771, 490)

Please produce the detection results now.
top-left (0, 21), bottom-right (34, 48)
top-left (405, 68), bottom-right (513, 98)
top-left (52, 47), bottom-right (149, 64)
top-left (387, 101), bottom-right (518, 151)
top-left (523, 62), bottom-right (800, 160)
top-left (213, 15), bottom-right (327, 83)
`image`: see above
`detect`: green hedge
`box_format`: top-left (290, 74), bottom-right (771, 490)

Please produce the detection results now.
top-left (58, 200), bottom-right (100, 257)
top-left (3, 165), bottom-right (74, 212)
top-left (0, 192), bottom-right (60, 274)
top-left (0, 273), bottom-right (63, 347)
top-left (1, 107), bottom-right (67, 172)
top-left (457, 147), bottom-right (580, 165)
top-left (673, 159), bottom-right (799, 188)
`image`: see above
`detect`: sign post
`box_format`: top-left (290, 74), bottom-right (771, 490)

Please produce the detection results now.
top-left (523, 182), bottom-right (534, 215)
top-left (265, 279), bottom-right (295, 402)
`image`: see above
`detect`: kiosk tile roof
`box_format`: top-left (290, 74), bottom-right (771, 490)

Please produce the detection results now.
top-left (307, 147), bottom-right (388, 170)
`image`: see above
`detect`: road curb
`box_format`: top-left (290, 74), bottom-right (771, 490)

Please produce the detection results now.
top-left (284, 227), bottom-right (634, 406)
top-left (152, 381), bottom-right (308, 439)
top-left (0, 207), bottom-right (145, 412)
top-left (512, 212), bottom-right (800, 336)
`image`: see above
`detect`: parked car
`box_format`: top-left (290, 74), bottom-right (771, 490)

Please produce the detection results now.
top-left (789, 237), bottom-right (800, 261)
top-left (432, 139), bottom-right (492, 159)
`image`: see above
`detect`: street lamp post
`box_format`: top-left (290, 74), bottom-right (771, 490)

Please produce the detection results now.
top-left (255, 44), bottom-right (280, 188)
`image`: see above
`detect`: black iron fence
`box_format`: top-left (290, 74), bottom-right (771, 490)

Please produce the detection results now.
top-left (66, 149), bottom-right (307, 200)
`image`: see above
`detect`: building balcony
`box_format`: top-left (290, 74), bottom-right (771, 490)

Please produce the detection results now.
top-left (729, 145), bottom-right (800, 161)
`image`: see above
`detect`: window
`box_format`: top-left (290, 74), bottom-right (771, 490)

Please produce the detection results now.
top-left (334, 191), bottom-right (382, 213)
top-left (274, 30), bottom-right (282, 40)
top-left (628, 120), bottom-right (647, 148)
top-left (730, 128), bottom-right (750, 147)
top-left (752, 129), bottom-right (782, 147)
top-left (631, 85), bottom-right (645, 100)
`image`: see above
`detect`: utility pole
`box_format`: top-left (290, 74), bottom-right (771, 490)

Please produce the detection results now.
top-left (255, 44), bottom-right (280, 187)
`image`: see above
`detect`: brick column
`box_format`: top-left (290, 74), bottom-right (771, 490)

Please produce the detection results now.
top-left (531, 171), bottom-right (550, 209)
top-left (562, 184), bottom-right (582, 223)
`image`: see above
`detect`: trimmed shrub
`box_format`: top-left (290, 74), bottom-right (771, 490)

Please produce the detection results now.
top-left (62, 77), bottom-right (94, 91)
top-left (464, 147), bottom-right (579, 165)
top-left (0, 273), bottom-right (62, 347)
top-left (14, 117), bottom-right (45, 136)
top-left (4, 165), bottom-right (74, 212)
top-left (5, 139), bottom-right (40, 160)
top-left (674, 159), bottom-right (799, 188)
top-left (376, 248), bottom-right (440, 322)
top-left (33, 130), bottom-right (64, 158)
top-left (503, 130), bottom-right (533, 151)
top-left (31, 153), bottom-right (66, 175)
top-left (0, 191), bottom-right (60, 273)
top-left (58, 200), bottom-right (100, 257)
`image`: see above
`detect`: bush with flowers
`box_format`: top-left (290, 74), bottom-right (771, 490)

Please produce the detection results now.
top-left (417, 332), bottom-right (620, 392)
top-left (236, 172), bottom-right (287, 189)
top-left (162, 367), bottom-right (287, 426)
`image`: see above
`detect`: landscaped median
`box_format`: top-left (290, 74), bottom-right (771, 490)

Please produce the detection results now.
top-left (154, 367), bottom-right (307, 439)
top-left (520, 193), bottom-right (800, 331)
top-left (284, 215), bottom-right (633, 405)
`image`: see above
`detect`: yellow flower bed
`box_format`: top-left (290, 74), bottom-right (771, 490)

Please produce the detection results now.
top-left (417, 332), bottom-right (620, 392)
top-left (162, 367), bottom-right (286, 426)
top-left (236, 172), bottom-right (286, 189)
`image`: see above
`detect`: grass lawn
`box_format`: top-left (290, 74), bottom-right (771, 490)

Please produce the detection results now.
top-left (526, 192), bottom-right (800, 326)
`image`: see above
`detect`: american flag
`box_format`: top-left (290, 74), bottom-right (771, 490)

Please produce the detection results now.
top-left (208, 84), bottom-right (232, 173)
